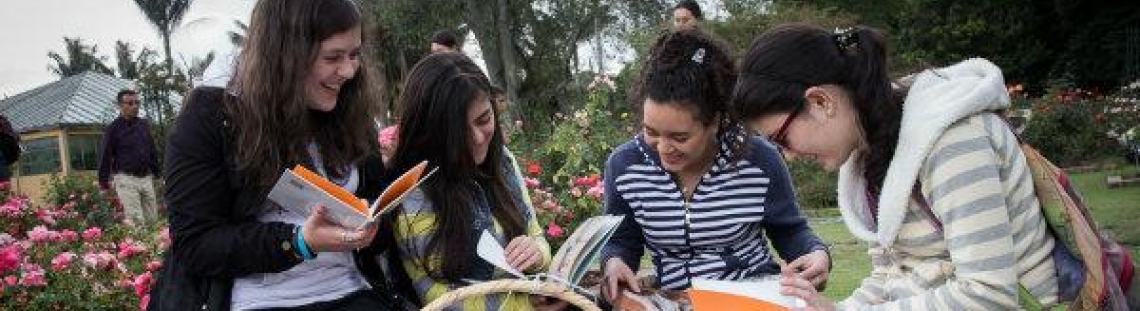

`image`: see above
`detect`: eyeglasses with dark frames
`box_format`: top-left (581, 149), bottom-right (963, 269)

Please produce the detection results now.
top-left (769, 104), bottom-right (804, 151)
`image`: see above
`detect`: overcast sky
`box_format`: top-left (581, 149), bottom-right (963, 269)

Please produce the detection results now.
top-left (0, 0), bottom-right (256, 98)
top-left (0, 0), bottom-right (732, 98)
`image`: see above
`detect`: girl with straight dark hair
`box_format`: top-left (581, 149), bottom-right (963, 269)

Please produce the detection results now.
top-left (389, 52), bottom-right (561, 310)
top-left (733, 23), bottom-right (1062, 310)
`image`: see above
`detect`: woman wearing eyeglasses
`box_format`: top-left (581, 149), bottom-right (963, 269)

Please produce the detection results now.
top-left (599, 28), bottom-right (831, 302)
top-left (733, 23), bottom-right (1061, 310)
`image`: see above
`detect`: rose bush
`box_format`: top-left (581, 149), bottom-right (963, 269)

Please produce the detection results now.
top-left (0, 176), bottom-right (166, 310)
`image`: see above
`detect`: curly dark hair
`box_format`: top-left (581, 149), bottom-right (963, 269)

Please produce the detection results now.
top-left (731, 23), bottom-right (905, 194)
top-left (631, 28), bottom-right (736, 127)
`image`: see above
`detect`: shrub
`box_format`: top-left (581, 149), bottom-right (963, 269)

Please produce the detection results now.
top-left (513, 80), bottom-right (633, 250)
top-left (0, 175), bottom-right (165, 310)
top-left (786, 160), bottom-right (838, 210)
top-left (1022, 88), bottom-right (1120, 167)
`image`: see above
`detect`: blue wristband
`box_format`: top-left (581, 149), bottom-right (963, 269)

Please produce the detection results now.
top-left (295, 225), bottom-right (315, 260)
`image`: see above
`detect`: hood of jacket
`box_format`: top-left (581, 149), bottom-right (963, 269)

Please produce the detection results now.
top-left (836, 58), bottom-right (1011, 246)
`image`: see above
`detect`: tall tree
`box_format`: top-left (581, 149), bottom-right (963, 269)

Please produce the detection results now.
top-left (131, 0), bottom-right (194, 83)
top-left (114, 41), bottom-right (159, 80)
top-left (47, 37), bottom-right (114, 78)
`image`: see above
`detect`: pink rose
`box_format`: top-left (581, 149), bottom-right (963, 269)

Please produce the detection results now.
top-left (546, 222), bottom-right (564, 238)
top-left (118, 239), bottom-right (148, 259)
top-left (27, 225), bottom-right (59, 243)
top-left (19, 264), bottom-right (46, 287)
top-left (60, 229), bottom-right (79, 243)
top-left (378, 125), bottom-right (399, 148)
top-left (83, 251), bottom-right (115, 270)
top-left (133, 271), bottom-right (154, 297)
top-left (51, 252), bottom-right (76, 271)
top-left (146, 260), bottom-right (163, 272)
top-left (524, 177), bottom-right (540, 189)
top-left (587, 184), bottom-right (604, 199)
top-left (35, 209), bottom-right (57, 226)
top-left (0, 244), bottom-right (21, 274)
top-left (0, 200), bottom-right (23, 217)
top-left (139, 294), bottom-right (150, 310)
top-left (82, 227), bottom-right (103, 241)
top-left (159, 227), bottom-right (171, 250)
top-left (570, 187), bottom-right (582, 198)
top-left (4, 275), bottom-right (17, 286)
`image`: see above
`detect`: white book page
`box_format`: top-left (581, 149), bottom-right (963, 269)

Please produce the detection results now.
top-left (549, 217), bottom-right (602, 279)
top-left (569, 215), bottom-right (623, 282)
top-left (476, 230), bottom-right (523, 278)
top-left (691, 277), bottom-right (804, 308)
top-left (267, 169), bottom-right (367, 228)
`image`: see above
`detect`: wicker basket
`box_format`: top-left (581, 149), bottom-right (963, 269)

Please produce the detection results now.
top-left (420, 278), bottom-right (601, 311)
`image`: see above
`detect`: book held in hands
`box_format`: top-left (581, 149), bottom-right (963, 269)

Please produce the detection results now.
top-left (476, 215), bottom-right (624, 286)
top-left (268, 160), bottom-right (437, 228)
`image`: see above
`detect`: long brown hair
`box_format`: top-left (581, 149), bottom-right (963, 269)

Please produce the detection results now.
top-left (226, 0), bottom-right (381, 187)
top-left (391, 53), bottom-right (527, 282)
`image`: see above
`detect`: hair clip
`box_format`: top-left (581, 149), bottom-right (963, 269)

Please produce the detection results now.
top-left (691, 48), bottom-right (706, 64)
top-left (833, 27), bottom-right (858, 53)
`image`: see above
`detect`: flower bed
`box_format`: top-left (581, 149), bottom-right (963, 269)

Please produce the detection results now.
top-left (0, 177), bottom-right (165, 310)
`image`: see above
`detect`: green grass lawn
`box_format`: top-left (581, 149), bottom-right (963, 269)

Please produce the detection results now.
top-left (810, 164), bottom-right (1140, 301)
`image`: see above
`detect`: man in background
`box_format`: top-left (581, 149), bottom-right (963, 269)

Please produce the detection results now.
top-left (98, 89), bottom-right (160, 225)
top-left (673, 0), bottom-right (703, 30)
top-left (0, 114), bottom-right (20, 183)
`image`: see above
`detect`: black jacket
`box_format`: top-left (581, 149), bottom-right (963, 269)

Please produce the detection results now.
top-left (148, 87), bottom-right (412, 310)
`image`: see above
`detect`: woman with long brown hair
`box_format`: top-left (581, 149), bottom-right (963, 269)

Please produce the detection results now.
top-left (148, 0), bottom-right (408, 309)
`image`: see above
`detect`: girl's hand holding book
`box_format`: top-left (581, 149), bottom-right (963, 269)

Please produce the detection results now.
top-left (302, 205), bottom-right (378, 252)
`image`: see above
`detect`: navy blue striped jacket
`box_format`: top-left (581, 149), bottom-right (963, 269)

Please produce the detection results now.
top-left (601, 130), bottom-right (827, 290)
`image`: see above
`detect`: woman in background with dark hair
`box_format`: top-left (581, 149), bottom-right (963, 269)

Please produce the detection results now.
top-left (149, 0), bottom-right (408, 309)
top-left (733, 23), bottom-right (1061, 310)
top-left (600, 28), bottom-right (830, 302)
top-left (672, 0), bottom-right (703, 29)
top-left (389, 52), bottom-right (558, 310)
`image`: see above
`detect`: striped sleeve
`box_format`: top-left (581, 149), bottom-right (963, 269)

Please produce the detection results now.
top-left (852, 118), bottom-right (1021, 310)
top-left (394, 201), bottom-right (538, 310)
top-left (839, 243), bottom-right (891, 307)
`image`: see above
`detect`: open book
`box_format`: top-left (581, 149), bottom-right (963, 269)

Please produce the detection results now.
top-left (687, 277), bottom-right (804, 311)
top-left (476, 215), bottom-right (624, 286)
top-left (268, 160), bottom-right (437, 229)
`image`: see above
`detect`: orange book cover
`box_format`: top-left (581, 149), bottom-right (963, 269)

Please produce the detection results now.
top-left (688, 289), bottom-right (790, 311)
top-left (686, 278), bottom-right (801, 311)
top-left (267, 160), bottom-right (435, 228)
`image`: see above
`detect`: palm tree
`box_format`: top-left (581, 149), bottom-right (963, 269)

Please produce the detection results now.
top-left (130, 0), bottom-right (194, 79)
top-left (114, 41), bottom-right (159, 80)
top-left (47, 37), bottom-right (114, 78)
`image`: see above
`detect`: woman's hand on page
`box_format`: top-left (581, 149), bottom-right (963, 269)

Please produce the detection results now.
top-left (787, 249), bottom-right (830, 290)
top-left (303, 205), bottom-right (378, 253)
top-left (602, 257), bottom-right (640, 302)
top-left (505, 235), bottom-right (541, 272)
top-left (780, 267), bottom-right (835, 311)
